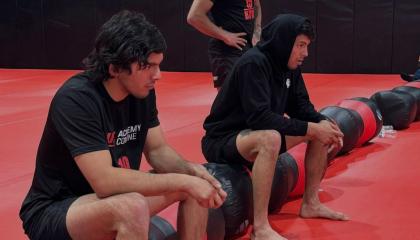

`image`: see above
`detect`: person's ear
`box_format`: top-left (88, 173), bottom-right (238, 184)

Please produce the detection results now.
top-left (108, 64), bottom-right (119, 78)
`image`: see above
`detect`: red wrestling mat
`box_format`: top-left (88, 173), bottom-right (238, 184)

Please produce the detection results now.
top-left (1, 69), bottom-right (419, 239)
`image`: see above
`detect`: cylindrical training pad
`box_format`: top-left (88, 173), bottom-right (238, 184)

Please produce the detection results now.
top-left (320, 106), bottom-right (364, 155)
top-left (370, 90), bottom-right (417, 130)
top-left (204, 163), bottom-right (253, 240)
top-left (393, 86), bottom-right (420, 121)
top-left (268, 152), bottom-right (298, 213)
top-left (337, 97), bottom-right (383, 146)
top-left (287, 143), bottom-right (307, 197)
top-left (149, 216), bottom-right (177, 240)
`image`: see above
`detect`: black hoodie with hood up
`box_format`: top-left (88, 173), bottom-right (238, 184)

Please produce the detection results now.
top-left (203, 14), bottom-right (325, 139)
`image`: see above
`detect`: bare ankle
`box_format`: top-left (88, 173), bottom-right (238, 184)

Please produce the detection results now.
top-left (252, 222), bottom-right (272, 234)
top-left (252, 226), bottom-right (287, 240)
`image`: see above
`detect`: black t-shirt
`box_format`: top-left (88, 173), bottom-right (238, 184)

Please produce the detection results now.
top-left (19, 71), bottom-right (159, 229)
top-left (209, 0), bottom-right (256, 54)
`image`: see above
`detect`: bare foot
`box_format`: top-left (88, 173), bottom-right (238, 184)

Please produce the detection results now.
top-left (251, 227), bottom-right (287, 240)
top-left (299, 203), bottom-right (349, 221)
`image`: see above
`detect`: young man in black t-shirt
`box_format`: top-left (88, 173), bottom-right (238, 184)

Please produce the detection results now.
top-left (20, 10), bottom-right (226, 240)
top-left (187, 0), bottom-right (262, 89)
top-left (202, 14), bottom-right (349, 239)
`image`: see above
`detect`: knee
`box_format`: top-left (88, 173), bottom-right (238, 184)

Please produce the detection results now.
top-left (308, 139), bottom-right (328, 149)
top-left (122, 192), bottom-right (149, 217)
top-left (256, 130), bottom-right (281, 155)
top-left (108, 192), bottom-right (150, 224)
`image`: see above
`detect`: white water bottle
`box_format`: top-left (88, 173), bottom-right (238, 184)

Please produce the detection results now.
top-left (379, 125), bottom-right (397, 138)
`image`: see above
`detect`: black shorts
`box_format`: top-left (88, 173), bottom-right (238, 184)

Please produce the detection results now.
top-left (202, 131), bottom-right (287, 170)
top-left (25, 197), bottom-right (77, 240)
top-left (208, 54), bottom-right (240, 88)
top-left (208, 40), bottom-right (251, 88)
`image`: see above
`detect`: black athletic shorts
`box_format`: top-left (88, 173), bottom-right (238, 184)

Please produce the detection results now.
top-left (208, 54), bottom-right (240, 88)
top-left (202, 131), bottom-right (287, 170)
top-left (208, 40), bottom-right (251, 88)
top-left (25, 197), bottom-right (77, 240)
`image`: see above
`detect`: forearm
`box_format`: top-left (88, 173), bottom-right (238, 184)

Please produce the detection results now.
top-left (95, 168), bottom-right (192, 198)
top-left (187, 12), bottom-right (227, 41)
top-left (146, 144), bottom-right (194, 175)
top-left (295, 108), bottom-right (326, 123)
top-left (253, 0), bottom-right (262, 40)
top-left (247, 109), bottom-right (308, 136)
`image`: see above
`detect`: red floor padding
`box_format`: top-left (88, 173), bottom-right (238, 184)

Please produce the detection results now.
top-left (1, 69), bottom-right (419, 239)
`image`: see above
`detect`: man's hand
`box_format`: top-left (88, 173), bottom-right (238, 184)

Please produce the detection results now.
top-left (189, 163), bottom-right (227, 203)
top-left (185, 176), bottom-right (226, 209)
top-left (222, 31), bottom-right (247, 50)
top-left (308, 121), bottom-right (344, 146)
top-left (321, 120), bottom-right (344, 152)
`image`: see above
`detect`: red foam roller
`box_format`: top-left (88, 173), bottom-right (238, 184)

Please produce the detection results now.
top-left (406, 81), bottom-right (420, 88)
top-left (337, 99), bottom-right (377, 146)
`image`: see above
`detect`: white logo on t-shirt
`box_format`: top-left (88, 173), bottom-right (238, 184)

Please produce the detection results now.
top-left (286, 78), bottom-right (291, 88)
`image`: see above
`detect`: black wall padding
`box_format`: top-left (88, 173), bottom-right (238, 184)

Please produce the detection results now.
top-left (15, 0), bottom-right (47, 68)
top-left (44, 1), bottom-right (96, 69)
top-left (0, 0), bottom-right (17, 68)
top-left (123, 0), bottom-right (154, 19)
top-left (1, 0), bottom-right (419, 73)
top-left (316, 0), bottom-right (354, 73)
top-left (183, 0), bottom-right (211, 72)
top-left (95, 1), bottom-right (123, 30)
top-left (153, 0), bottom-right (185, 71)
top-left (392, 0), bottom-right (420, 74)
top-left (353, 1), bottom-right (393, 73)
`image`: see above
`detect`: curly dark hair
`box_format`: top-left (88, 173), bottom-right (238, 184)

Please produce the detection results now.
top-left (83, 10), bottom-right (167, 82)
top-left (297, 19), bottom-right (315, 41)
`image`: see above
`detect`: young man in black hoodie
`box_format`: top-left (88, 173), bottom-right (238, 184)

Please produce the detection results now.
top-left (202, 14), bottom-right (348, 239)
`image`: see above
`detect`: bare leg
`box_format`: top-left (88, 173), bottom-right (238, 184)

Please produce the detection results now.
top-left (146, 192), bottom-right (207, 240)
top-left (68, 190), bottom-right (208, 240)
top-left (177, 195), bottom-right (208, 240)
top-left (299, 140), bottom-right (349, 220)
top-left (67, 192), bottom-right (150, 240)
top-left (237, 130), bottom-right (287, 240)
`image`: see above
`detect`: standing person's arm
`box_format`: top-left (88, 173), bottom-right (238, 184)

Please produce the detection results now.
top-left (252, 0), bottom-right (262, 46)
top-left (187, 0), bottom-right (247, 50)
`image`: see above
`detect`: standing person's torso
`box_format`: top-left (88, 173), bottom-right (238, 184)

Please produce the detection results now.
top-left (209, 0), bottom-right (256, 53)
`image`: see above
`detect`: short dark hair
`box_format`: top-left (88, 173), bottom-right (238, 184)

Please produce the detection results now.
top-left (83, 10), bottom-right (167, 82)
top-left (297, 19), bottom-right (315, 41)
